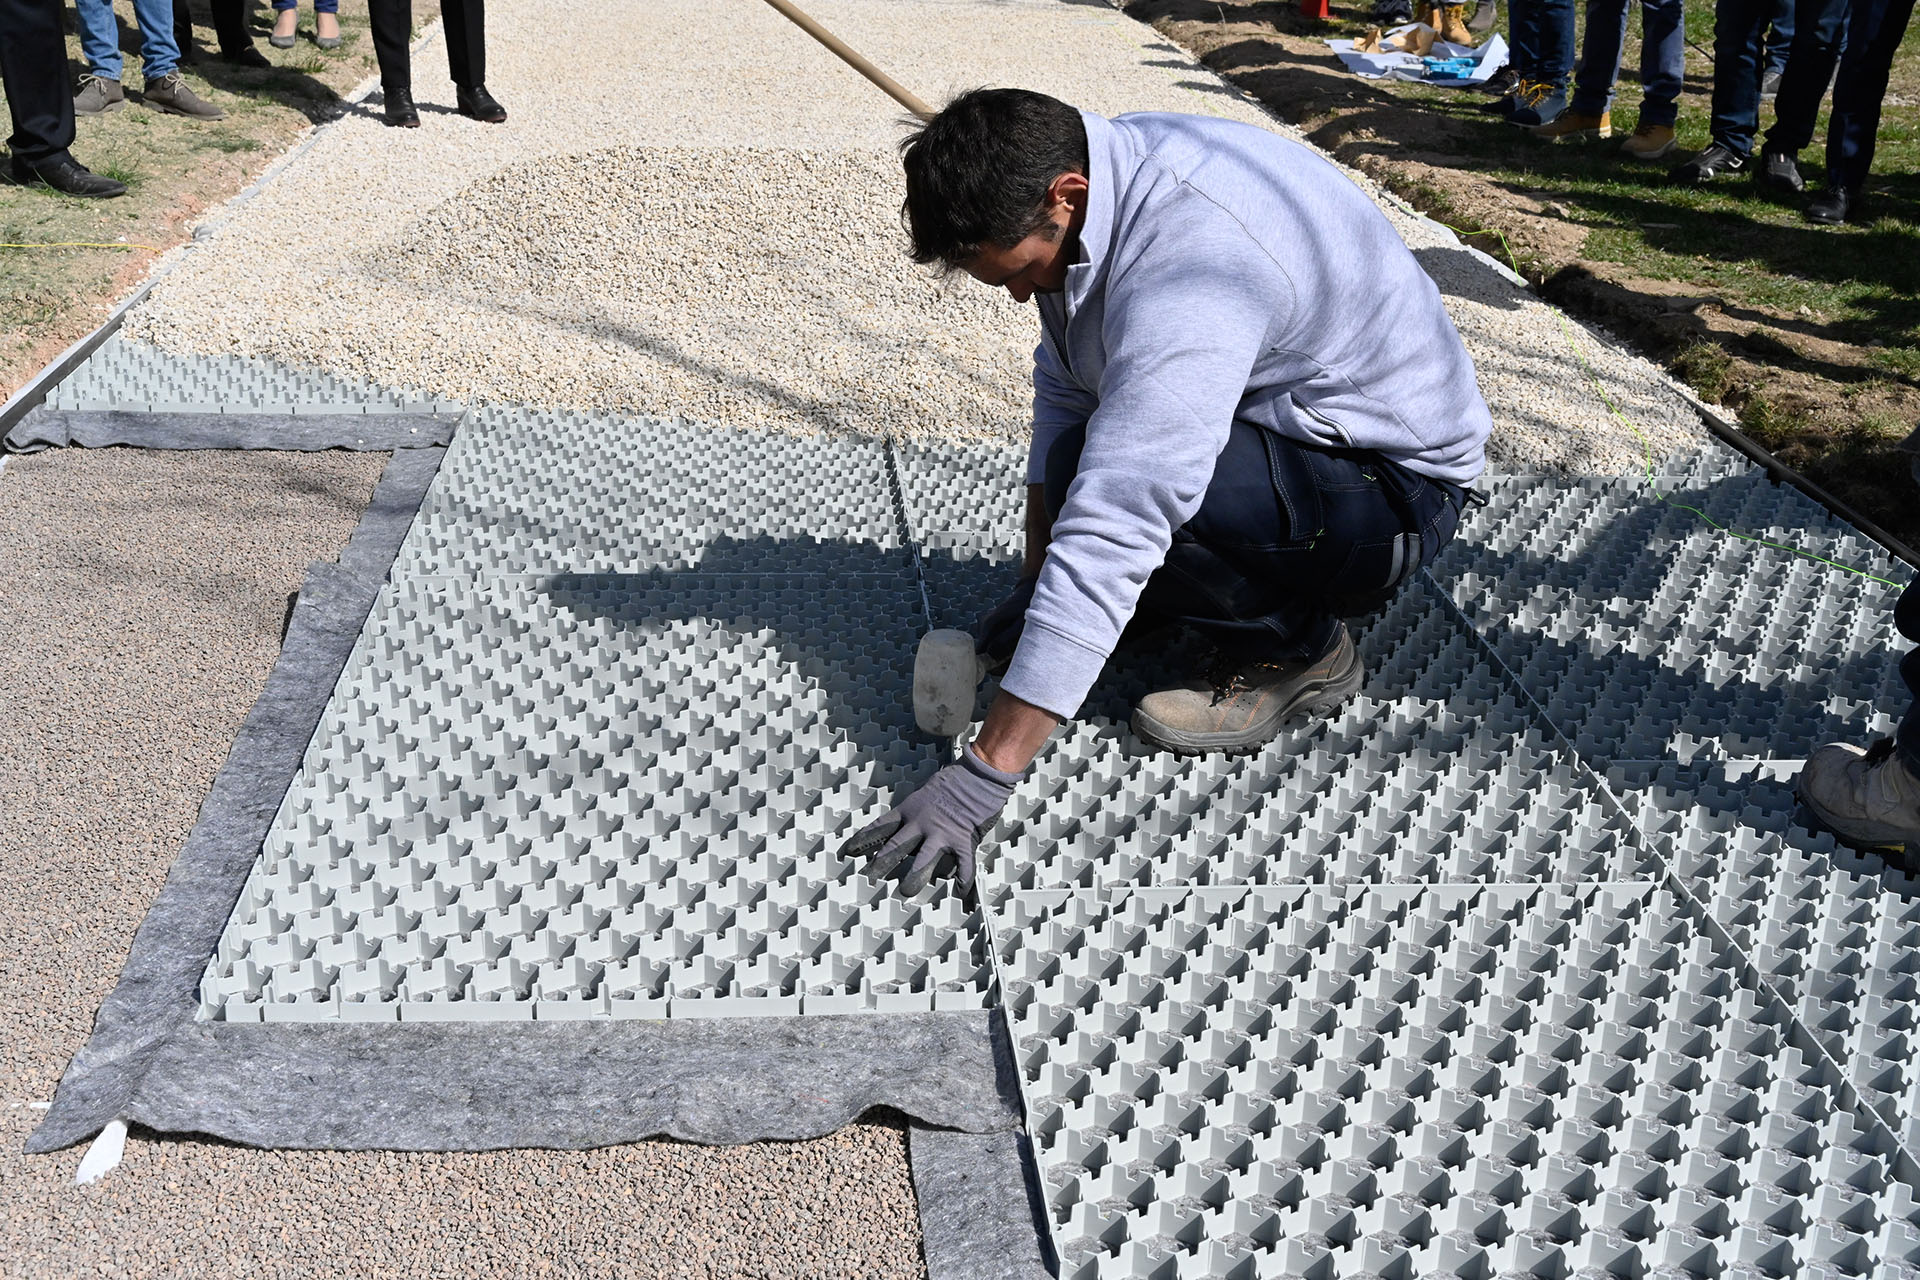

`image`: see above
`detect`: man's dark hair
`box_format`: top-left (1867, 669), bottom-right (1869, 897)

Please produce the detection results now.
top-left (900, 88), bottom-right (1089, 272)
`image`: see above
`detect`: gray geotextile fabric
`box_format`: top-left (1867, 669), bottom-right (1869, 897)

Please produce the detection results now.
top-left (5, 409), bottom-right (457, 453)
top-left (80, 1013), bottom-right (1021, 1152)
top-left (27, 448), bottom-right (445, 1155)
top-left (911, 1126), bottom-right (1057, 1279)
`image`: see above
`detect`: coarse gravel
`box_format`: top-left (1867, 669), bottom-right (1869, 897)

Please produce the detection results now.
top-left (123, 0), bottom-right (1709, 474)
top-left (0, 449), bottom-right (925, 1279)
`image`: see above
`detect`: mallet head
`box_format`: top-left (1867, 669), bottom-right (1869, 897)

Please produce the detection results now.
top-left (913, 628), bottom-right (983, 737)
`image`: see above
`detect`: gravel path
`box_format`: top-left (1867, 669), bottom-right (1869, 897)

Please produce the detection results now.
top-left (0, 450), bottom-right (924, 1279)
top-left (123, 0), bottom-right (1708, 473)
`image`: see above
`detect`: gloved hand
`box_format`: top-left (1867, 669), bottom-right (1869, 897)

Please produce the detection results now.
top-left (840, 744), bottom-right (1022, 895)
top-left (973, 575), bottom-right (1038, 668)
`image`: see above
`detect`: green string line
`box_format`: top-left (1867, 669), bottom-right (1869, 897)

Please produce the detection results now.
top-left (1439, 219), bottom-right (1904, 588)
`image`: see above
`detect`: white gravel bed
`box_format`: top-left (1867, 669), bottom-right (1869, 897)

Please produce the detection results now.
top-left (125, 0), bottom-right (1706, 472)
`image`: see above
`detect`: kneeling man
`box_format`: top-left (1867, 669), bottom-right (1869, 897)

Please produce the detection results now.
top-left (846, 88), bottom-right (1492, 894)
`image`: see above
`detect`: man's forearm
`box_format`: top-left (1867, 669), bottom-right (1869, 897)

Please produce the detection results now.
top-left (1022, 483), bottom-right (1052, 578)
top-left (971, 687), bottom-right (1060, 774)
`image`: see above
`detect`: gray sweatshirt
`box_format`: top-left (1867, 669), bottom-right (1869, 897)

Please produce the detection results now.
top-left (998, 109), bottom-right (1492, 719)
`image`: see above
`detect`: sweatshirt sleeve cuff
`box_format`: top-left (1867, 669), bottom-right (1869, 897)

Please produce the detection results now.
top-left (998, 618), bottom-right (1110, 719)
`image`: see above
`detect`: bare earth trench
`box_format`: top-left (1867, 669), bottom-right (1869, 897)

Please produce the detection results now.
top-left (3, 0), bottom-right (1708, 1274)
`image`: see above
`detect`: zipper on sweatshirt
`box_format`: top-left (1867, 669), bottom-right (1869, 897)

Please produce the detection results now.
top-left (1300, 400), bottom-right (1354, 448)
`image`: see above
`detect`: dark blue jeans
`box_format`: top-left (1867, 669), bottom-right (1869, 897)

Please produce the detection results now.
top-left (1765, 0), bottom-right (1851, 154)
top-left (1825, 0), bottom-right (1915, 192)
top-left (1511, 0), bottom-right (1579, 86)
top-left (1894, 584), bottom-right (1920, 771)
top-left (1765, 0), bottom-right (1797, 76)
top-left (1044, 422), bottom-right (1467, 662)
top-left (1570, 0), bottom-right (1685, 125)
top-left (1710, 0), bottom-right (1774, 156)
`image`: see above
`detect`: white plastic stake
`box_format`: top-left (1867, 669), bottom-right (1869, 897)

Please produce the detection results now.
top-left (75, 1119), bottom-right (127, 1185)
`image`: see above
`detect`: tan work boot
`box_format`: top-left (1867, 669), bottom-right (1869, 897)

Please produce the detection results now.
top-left (1530, 110), bottom-right (1610, 142)
top-left (1436, 4), bottom-right (1475, 45)
top-left (1798, 739), bottom-right (1920, 850)
top-left (1621, 122), bottom-right (1678, 160)
top-left (1133, 625), bottom-right (1364, 756)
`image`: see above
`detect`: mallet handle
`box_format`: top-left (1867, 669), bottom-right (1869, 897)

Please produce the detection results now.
top-left (757, 0), bottom-right (935, 119)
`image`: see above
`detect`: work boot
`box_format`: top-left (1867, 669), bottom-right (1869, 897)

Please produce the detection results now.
top-left (1530, 109), bottom-right (1609, 142)
top-left (1756, 146), bottom-right (1805, 198)
top-left (1798, 739), bottom-right (1920, 849)
top-left (9, 154), bottom-right (126, 198)
top-left (1506, 80), bottom-right (1567, 127)
top-left (73, 74), bottom-right (127, 116)
top-left (1669, 141), bottom-right (1747, 184)
top-left (1133, 626), bottom-right (1365, 756)
top-left (1466, 0), bottom-right (1498, 35)
top-left (1434, 4), bottom-right (1474, 45)
top-left (1621, 122), bottom-right (1677, 160)
top-left (143, 71), bottom-right (225, 119)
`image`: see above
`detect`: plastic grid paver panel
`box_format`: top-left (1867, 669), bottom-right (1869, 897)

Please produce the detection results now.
top-left (893, 435), bottom-right (1029, 558)
top-left (1611, 758), bottom-right (1920, 1157)
top-left (394, 405), bottom-right (908, 577)
top-left (997, 882), bottom-right (1920, 1280)
top-left (44, 335), bottom-right (458, 414)
top-left (198, 572), bottom-right (995, 1022)
top-left (1430, 470), bottom-right (1912, 764)
top-left (967, 579), bottom-right (1655, 899)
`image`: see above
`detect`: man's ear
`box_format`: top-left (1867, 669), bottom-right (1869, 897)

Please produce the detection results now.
top-left (1048, 170), bottom-right (1090, 214)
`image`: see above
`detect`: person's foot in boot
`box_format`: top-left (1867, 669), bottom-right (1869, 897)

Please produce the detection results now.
top-left (1475, 64), bottom-right (1519, 98)
top-left (1507, 80), bottom-right (1567, 127)
top-left (1133, 625), bottom-right (1365, 756)
top-left (1668, 141), bottom-right (1746, 184)
top-left (1530, 109), bottom-right (1609, 142)
top-left (382, 86), bottom-right (419, 127)
top-left (269, 6), bottom-right (297, 47)
top-left (144, 71), bottom-right (224, 119)
top-left (1798, 739), bottom-right (1920, 849)
top-left (73, 74), bottom-right (126, 116)
top-left (1755, 146), bottom-right (1804, 198)
top-left (1436, 4), bottom-right (1474, 44)
top-left (1466, 0), bottom-right (1498, 34)
top-left (10, 154), bottom-right (126, 198)
top-left (315, 11), bottom-right (340, 48)
top-left (1805, 185), bottom-right (1858, 225)
top-left (1620, 122), bottom-right (1677, 160)
top-left (456, 84), bottom-right (507, 123)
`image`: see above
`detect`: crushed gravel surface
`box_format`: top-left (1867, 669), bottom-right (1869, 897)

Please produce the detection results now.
top-left (0, 450), bottom-right (924, 1279)
top-left (123, 0), bottom-right (1707, 472)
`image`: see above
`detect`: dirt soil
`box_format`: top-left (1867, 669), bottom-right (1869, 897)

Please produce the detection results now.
top-left (1132, 0), bottom-right (1920, 545)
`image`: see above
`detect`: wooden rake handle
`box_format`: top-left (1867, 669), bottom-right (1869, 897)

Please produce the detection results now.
top-left (756, 0), bottom-right (935, 120)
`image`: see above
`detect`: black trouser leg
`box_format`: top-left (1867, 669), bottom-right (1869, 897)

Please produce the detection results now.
top-left (439, 0), bottom-right (484, 87)
top-left (211, 0), bottom-right (254, 55)
top-left (367, 0), bottom-right (411, 91)
top-left (173, 0), bottom-right (194, 55)
top-left (0, 0), bottom-right (76, 168)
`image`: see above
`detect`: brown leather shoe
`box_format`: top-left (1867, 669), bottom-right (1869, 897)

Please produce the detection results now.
top-left (1133, 625), bottom-right (1364, 755)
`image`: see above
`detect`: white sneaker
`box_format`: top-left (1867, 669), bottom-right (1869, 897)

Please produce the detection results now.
top-left (1797, 739), bottom-right (1920, 849)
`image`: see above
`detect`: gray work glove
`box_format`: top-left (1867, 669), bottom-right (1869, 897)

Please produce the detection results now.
top-left (840, 744), bottom-right (1022, 895)
top-left (973, 575), bottom-right (1038, 668)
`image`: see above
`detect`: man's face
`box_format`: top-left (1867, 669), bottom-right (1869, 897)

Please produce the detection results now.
top-left (962, 172), bottom-right (1089, 305)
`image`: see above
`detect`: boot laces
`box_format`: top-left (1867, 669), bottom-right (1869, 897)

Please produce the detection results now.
top-left (1515, 79), bottom-right (1553, 107)
top-left (1203, 653), bottom-right (1288, 704)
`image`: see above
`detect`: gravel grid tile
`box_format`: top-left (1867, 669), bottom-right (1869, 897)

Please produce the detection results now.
top-left (0, 450), bottom-right (927, 1278)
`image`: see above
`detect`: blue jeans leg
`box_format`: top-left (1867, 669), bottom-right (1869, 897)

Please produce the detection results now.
top-left (133, 0), bottom-right (182, 79)
top-left (1570, 0), bottom-right (1629, 116)
top-left (1044, 423), bottom-right (1464, 663)
top-left (73, 0), bottom-right (126, 81)
top-left (1764, 0), bottom-right (1797, 74)
top-left (1825, 0), bottom-right (1916, 191)
top-left (1766, 0), bottom-right (1852, 153)
top-left (1711, 0), bottom-right (1770, 155)
top-left (1637, 0), bottom-right (1686, 126)
top-left (1533, 0), bottom-right (1578, 89)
